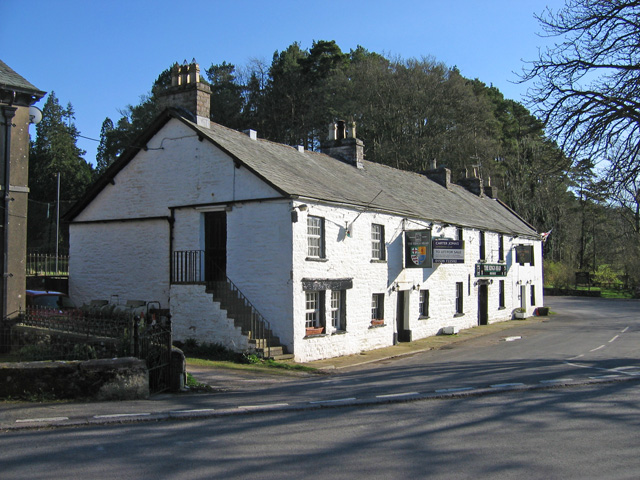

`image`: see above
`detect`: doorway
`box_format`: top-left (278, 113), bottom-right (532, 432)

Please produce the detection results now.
top-left (478, 283), bottom-right (488, 325)
top-left (204, 211), bottom-right (227, 282)
top-left (396, 290), bottom-right (412, 342)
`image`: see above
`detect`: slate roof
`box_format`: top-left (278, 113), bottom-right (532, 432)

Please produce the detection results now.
top-left (68, 108), bottom-right (538, 237)
top-left (0, 59), bottom-right (45, 102)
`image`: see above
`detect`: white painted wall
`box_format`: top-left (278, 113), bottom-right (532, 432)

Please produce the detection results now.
top-left (289, 203), bottom-right (544, 362)
top-left (69, 219), bottom-right (170, 308)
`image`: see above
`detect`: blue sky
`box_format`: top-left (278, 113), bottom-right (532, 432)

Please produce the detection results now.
top-left (2, 0), bottom-right (566, 165)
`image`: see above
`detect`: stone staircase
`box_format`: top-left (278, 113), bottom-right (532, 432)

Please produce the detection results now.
top-left (206, 279), bottom-right (292, 360)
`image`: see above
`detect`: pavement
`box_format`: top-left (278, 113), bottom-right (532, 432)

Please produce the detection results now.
top-left (2, 313), bottom-right (630, 431)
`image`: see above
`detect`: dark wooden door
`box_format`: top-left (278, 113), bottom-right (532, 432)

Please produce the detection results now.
top-left (478, 284), bottom-right (488, 325)
top-left (204, 211), bottom-right (226, 282)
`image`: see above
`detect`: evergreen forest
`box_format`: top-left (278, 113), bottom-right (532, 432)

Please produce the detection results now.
top-left (28, 38), bottom-right (639, 291)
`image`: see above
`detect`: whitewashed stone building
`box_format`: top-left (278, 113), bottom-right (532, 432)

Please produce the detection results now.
top-left (67, 63), bottom-right (543, 362)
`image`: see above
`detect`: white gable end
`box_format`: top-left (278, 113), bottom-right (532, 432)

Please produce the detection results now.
top-left (75, 119), bottom-right (281, 222)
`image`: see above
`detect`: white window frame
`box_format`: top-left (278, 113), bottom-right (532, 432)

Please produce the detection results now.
top-left (305, 291), bottom-right (320, 328)
top-left (419, 289), bottom-right (429, 317)
top-left (371, 224), bottom-right (385, 260)
top-left (371, 293), bottom-right (384, 322)
top-left (307, 216), bottom-right (324, 258)
top-left (330, 290), bottom-right (346, 331)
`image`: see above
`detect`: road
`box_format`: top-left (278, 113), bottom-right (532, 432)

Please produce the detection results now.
top-left (2, 296), bottom-right (640, 479)
top-left (3, 382), bottom-right (640, 479)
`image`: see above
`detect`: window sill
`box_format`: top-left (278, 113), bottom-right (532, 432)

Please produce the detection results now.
top-left (331, 330), bottom-right (347, 335)
top-left (369, 322), bottom-right (386, 329)
top-left (370, 259), bottom-right (387, 264)
top-left (306, 257), bottom-right (328, 262)
top-left (454, 313), bottom-right (465, 317)
top-left (418, 315), bottom-right (430, 320)
top-left (304, 333), bottom-right (328, 339)
top-left (498, 306), bottom-right (506, 310)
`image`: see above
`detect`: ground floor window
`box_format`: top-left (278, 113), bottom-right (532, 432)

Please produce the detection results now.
top-left (305, 291), bottom-right (325, 328)
top-left (530, 285), bottom-right (536, 306)
top-left (499, 280), bottom-right (505, 308)
top-left (456, 282), bottom-right (464, 314)
top-left (419, 289), bottom-right (429, 317)
top-left (330, 289), bottom-right (346, 331)
top-left (371, 293), bottom-right (385, 323)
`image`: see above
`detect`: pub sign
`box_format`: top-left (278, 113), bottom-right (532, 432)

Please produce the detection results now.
top-left (405, 229), bottom-right (432, 268)
top-left (433, 239), bottom-right (464, 264)
top-left (475, 263), bottom-right (507, 277)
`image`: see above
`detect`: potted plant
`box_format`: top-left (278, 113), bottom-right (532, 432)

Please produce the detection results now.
top-left (513, 308), bottom-right (527, 319)
top-left (371, 319), bottom-right (385, 326)
top-left (305, 326), bottom-right (324, 336)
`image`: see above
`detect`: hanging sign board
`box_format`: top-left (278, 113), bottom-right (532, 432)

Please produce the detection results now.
top-left (516, 245), bottom-right (534, 265)
top-left (475, 263), bottom-right (507, 277)
top-left (405, 229), bottom-right (432, 268)
top-left (433, 239), bottom-right (465, 264)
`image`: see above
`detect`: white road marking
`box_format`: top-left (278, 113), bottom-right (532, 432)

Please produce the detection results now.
top-left (93, 413), bottom-right (151, 419)
top-left (170, 409), bottom-right (216, 414)
top-left (503, 336), bottom-right (522, 342)
top-left (589, 375), bottom-right (621, 379)
top-left (309, 398), bottom-right (356, 404)
top-left (609, 335), bottom-right (619, 343)
top-left (435, 387), bottom-right (474, 393)
top-left (238, 403), bottom-right (289, 410)
top-left (376, 392), bottom-right (419, 399)
top-left (16, 417), bottom-right (69, 423)
top-left (622, 327), bottom-right (630, 333)
top-left (490, 383), bottom-right (525, 388)
top-left (568, 354), bottom-right (584, 360)
top-left (540, 378), bottom-right (574, 384)
top-left (590, 345), bottom-right (606, 352)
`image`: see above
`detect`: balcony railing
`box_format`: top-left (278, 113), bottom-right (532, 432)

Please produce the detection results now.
top-left (171, 250), bottom-right (205, 284)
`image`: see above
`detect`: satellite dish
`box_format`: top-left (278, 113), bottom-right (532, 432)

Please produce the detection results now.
top-left (28, 106), bottom-right (42, 125)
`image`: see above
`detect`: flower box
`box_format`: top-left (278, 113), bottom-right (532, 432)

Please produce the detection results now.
top-left (305, 326), bottom-right (324, 336)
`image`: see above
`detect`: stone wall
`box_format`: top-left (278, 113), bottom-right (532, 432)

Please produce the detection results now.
top-left (0, 357), bottom-right (149, 400)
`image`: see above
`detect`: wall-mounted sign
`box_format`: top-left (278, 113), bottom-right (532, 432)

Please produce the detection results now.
top-left (405, 229), bottom-right (432, 268)
top-left (516, 245), bottom-right (534, 265)
top-left (433, 239), bottom-right (465, 264)
top-left (475, 263), bottom-right (507, 277)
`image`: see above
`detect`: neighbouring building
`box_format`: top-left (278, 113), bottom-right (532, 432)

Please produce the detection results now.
top-left (0, 60), bottom-right (46, 320)
top-left (66, 62), bottom-right (543, 362)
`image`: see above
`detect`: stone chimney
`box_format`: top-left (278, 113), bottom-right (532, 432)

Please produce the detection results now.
top-left (321, 120), bottom-right (364, 169)
top-left (458, 166), bottom-right (484, 196)
top-left (484, 176), bottom-right (498, 199)
top-left (156, 60), bottom-right (211, 128)
top-left (424, 159), bottom-right (452, 190)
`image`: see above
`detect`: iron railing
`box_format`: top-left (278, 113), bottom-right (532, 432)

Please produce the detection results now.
top-left (26, 252), bottom-right (69, 277)
top-left (171, 250), bottom-right (204, 283)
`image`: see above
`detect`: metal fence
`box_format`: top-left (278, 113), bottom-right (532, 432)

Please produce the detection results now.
top-left (1, 306), bottom-right (172, 394)
top-left (26, 252), bottom-right (69, 277)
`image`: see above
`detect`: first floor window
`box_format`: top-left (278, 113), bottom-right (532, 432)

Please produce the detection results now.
top-left (419, 289), bottom-right (429, 317)
top-left (499, 280), bottom-right (505, 308)
top-left (371, 293), bottom-right (384, 322)
top-left (307, 216), bottom-right (325, 258)
top-left (305, 291), bottom-right (323, 328)
top-left (330, 290), bottom-right (346, 331)
top-left (371, 224), bottom-right (385, 260)
top-left (455, 282), bottom-right (464, 314)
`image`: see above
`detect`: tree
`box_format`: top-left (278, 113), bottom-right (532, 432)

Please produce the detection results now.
top-left (522, 1), bottom-right (640, 185)
top-left (96, 117), bottom-right (115, 175)
top-left (28, 92), bottom-right (94, 251)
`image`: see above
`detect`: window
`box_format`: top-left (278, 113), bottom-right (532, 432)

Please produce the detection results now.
top-left (305, 291), bottom-right (321, 328)
top-left (330, 290), bottom-right (346, 331)
top-left (371, 293), bottom-right (384, 323)
top-left (479, 231), bottom-right (486, 261)
top-left (499, 280), bottom-right (505, 308)
top-left (455, 282), bottom-right (464, 315)
top-left (530, 285), bottom-right (536, 306)
top-left (307, 216), bottom-right (325, 258)
top-left (498, 234), bottom-right (504, 262)
top-left (371, 224), bottom-right (385, 260)
top-left (456, 227), bottom-right (463, 241)
top-left (419, 289), bottom-right (430, 317)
